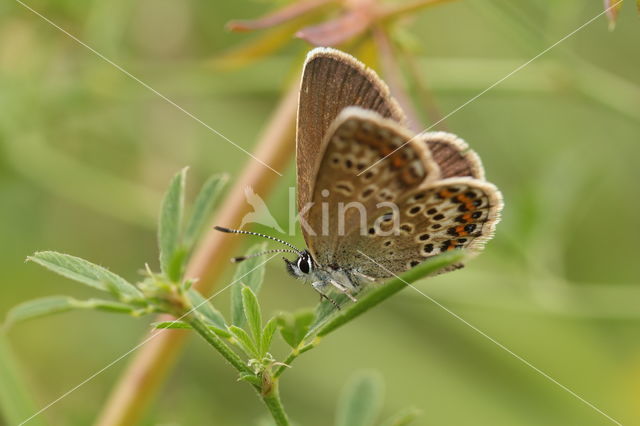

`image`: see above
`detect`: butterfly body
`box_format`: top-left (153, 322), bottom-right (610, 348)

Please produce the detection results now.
top-left (284, 249), bottom-right (369, 303)
top-left (217, 47), bottom-right (503, 307)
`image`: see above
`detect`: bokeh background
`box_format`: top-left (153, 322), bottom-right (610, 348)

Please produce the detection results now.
top-left (1, 0), bottom-right (639, 425)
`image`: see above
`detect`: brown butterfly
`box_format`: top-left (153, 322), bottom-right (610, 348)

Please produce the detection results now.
top-left (217, 47), bottom-right (502, 306)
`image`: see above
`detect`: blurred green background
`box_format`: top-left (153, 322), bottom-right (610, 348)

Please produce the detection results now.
top-left (1, 0), bottom-right (639, 425)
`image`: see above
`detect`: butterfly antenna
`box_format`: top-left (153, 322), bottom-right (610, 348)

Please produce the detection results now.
top-left (231, 249), bottom-right (300, 263)
top-left (214, 226), bottom-right (304, 255)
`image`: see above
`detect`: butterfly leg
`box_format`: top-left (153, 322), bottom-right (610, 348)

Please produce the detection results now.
top-left (328, 280), bottom-right (358, 302)
top-left (311, 281), bottom-right (341, 309)
top-left (352, 270), bottom-right (376, 283)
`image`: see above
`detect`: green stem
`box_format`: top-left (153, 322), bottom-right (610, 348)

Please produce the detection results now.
top-left (261, 381), bottom-right (290, 426)
top-left (274, 341), bottom-right (317, 378)
top-left (185, 312), bottom-right (253, 375)
top-left (275, 251), bottom-right (465, 379)
top-left (186, 309), bottom-right (292, 424)
top-left (318, 251), bottom-right (464, 337)
top-left (0, 335), bottom-right (46, 426)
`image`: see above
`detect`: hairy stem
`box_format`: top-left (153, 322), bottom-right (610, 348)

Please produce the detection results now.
top-left (261, 381), bottom-right (291, 426)
top-left (184, 304), bottom-right (293, 425)
top-left (186, 313), bottom-right (252, 375)
top-left (274, 341), bottom-right (317, 378)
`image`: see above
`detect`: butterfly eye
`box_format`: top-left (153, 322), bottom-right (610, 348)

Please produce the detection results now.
top-left (298, 257), bottom-right (311, 274)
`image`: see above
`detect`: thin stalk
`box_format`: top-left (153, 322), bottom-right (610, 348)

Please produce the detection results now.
top-left (96, 79), bottom-right (299, 426)
top-left (261, 381), bottom-right (291, 426)
top-left (372, 26), bottom-right (422, 131)
top-left (401, 48), bottom-right (448, 130)
top-left (185, 313), bottom-right (252, 375)
top-left (185, 305), bottom-right (292, 425)
top-left (274, 341), bottom-right (317, 378)
top-left (379, 0), bottom-right (458, 21)
top-left (0, 335), bottom-right (46, 426)
top-left (274, 250), bottom-right (465, 378)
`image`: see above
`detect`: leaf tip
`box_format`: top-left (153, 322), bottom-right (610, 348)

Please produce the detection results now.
top-left (604, 0), bottom-right (624, 30)
top-left (26, 251), bottom-right (45, 263)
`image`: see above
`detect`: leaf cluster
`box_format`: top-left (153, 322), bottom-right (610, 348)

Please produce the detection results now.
top-left (3, 169), bottom-right (465, 425)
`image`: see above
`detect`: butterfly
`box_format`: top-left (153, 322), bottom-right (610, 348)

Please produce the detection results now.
top-left (216, 47), bottom-right (503, 307)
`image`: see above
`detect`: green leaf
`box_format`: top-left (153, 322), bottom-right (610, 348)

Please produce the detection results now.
top-left (167, 246), bottom-right (188, 284)
top-left (186, 288), bottom-right (227, 330)
top-left (260, 317), bottom-right (278, 356)
top-left (277, 309), bottom-right (315, 348)
top-left (83, 299), bottom-right (139, 313)
top-left (183, 174), bottom-right (228, 252)
top-left (242, 286), bottom-right (262, 343)
top-left (4, 296), bottom-right (76, 329)
top-left (230, 243), bottom-right (267, 326)
top-left (158, 167), bottom-right (187, 281)
top-left (379, 407), bottom-right (421, 426)
top-left (228, 325), bottom-right (259, 357)
top-left (335, 371), bottom-right (384, 426)
top-left (152, 320), bottom-right (192, 329)
top-left (27, 251), bottom-right (143, 300)
top-left (153, 320), bottom-right (231, 338)
top-left (0, 335), bottom-right (46, 426)
top-left (238, 373), bottom-right (262, 387)
top-left (3, 296), bottom-right (136, 330)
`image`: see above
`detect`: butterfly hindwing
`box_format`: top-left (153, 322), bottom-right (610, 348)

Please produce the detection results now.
top-left (422, 132), bottom-right (485, 180)
top-left (303, 108), bottom-right (440, 267)
top-left (349, 177), bottom-right (503, 278)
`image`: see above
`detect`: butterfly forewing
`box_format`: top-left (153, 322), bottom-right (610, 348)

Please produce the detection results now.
top-left (304, 108), bottom-right (441, 268)
top-left (297, 48), bottom-right (406, 215)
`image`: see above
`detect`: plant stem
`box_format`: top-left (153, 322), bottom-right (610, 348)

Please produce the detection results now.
top-left (401, 47), bottom-right (448, 130)
top-left (372, 27), bottom-right (423, 132)
top-left (185, 313), bottom-right (252, 375)
top-left (261, 381), bottom-right (290, 426)
top-left (317, 251), bottom-right (464, 337)
top-left (275, 251), bottom-right (465, 379)
top-left (96, 79), bottom-right (299, 426)
top-left (0, 335), bottom-right (46, 426)
top-left (379, 0), bottom-right (458, 21)
top-left (184, 305), bottom-right (293, 425)
top-left (274, 341), bottom-right (317, 378)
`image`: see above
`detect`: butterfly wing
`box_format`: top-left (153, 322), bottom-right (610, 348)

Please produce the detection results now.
top-left (349, 177), bottom-right (503, 278)
top-left (422, 132), bottom-right (485, 179)
top-left (303, 108), bottom-right (502, 278)
top-left (297, 47), bottom-right (406, 216)
top-left (303, 107), bottom-right (441, 267)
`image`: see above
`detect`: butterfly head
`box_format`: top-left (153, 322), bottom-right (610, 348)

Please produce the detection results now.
top-left (284, 250), bottom-right (315, 278)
